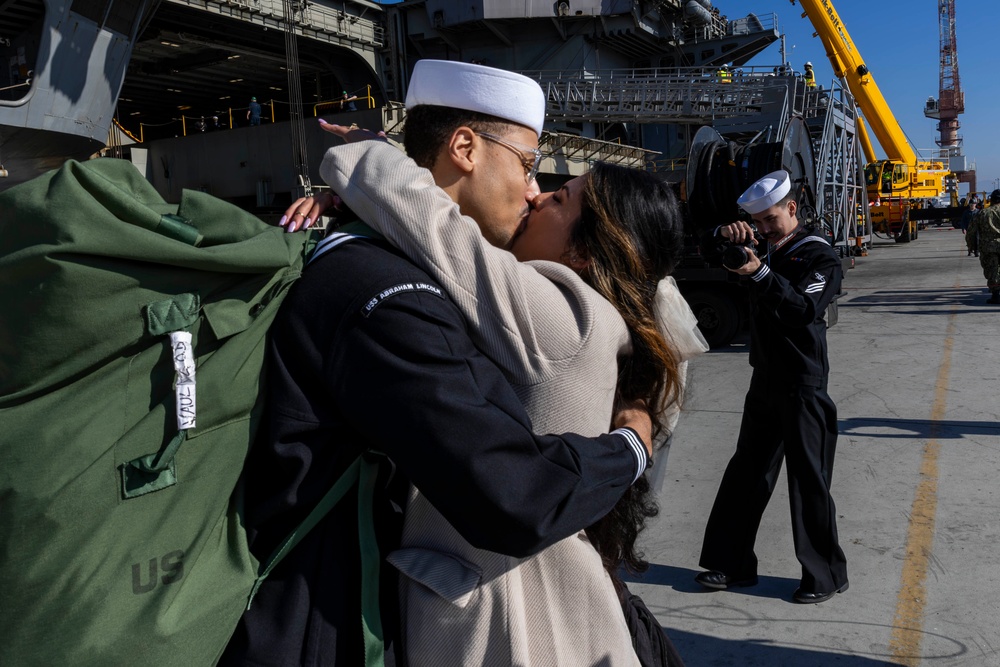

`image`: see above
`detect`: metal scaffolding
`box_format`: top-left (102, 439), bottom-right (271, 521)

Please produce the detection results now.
top-left (803, 81), bottom-right (871, 255)
top-left (522, 66), bottom-right (800, 129)
top-left (380, 103), bottom-right (657, 174)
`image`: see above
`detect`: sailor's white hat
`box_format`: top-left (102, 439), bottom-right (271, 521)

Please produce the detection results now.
top-left (405, 59), bottom-right (546, 138)
top-left (737, 170), bottom-right (791, 214)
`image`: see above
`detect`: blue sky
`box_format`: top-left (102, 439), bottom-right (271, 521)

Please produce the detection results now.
top-left (742, 0), bottom-right (998, 195)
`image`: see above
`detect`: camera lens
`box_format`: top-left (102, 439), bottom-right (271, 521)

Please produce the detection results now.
top-left (721, 245), bottom-right (750, 270)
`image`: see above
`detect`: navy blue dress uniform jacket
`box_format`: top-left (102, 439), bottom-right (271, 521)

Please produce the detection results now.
top-left (221, 235), bottom-right (645, 666)
top-left (745, 228), bottom-right (842, 385)
top-left (698, 225), bottom-right (848, 593)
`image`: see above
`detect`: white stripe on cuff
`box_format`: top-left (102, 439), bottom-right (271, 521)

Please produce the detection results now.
top-left (611, 427), bottom-right (649, 484)
top-left (751, 264), bottom-right (771, 282)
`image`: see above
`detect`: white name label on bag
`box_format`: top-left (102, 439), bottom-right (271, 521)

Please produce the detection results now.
top-left (170, 331), bottom-right (196, 430)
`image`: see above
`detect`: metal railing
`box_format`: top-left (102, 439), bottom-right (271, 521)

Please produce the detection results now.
top-left (541, 132), bottom-right (658, 169)
top-left (168, 0), bottom-right (384, 46)
top-left (314, 86), bottom-right (376, 114)
top-left (521, 66), bottom-right (798, 124)
top-left (0, 75), bottom-right (32, 104)
top-left (114, 100), bottom-right (279, 139)
top-left (683, 11), bottom-right (777, 44)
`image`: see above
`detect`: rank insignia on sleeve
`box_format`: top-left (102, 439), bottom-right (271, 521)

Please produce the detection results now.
top-left (362, 282), bottom-right (444, 317)
top-left (805, 273), bottom-right (827, 294)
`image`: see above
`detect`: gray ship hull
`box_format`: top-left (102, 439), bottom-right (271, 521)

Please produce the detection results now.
top-left (1, 0), bottom-right (154, 191)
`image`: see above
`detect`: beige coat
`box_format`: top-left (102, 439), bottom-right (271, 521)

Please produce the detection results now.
top-left (322, 142), bottom-right (640, 667)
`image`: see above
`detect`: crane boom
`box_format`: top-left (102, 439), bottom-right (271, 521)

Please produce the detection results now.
top-left (856, 115), bottom-right (877, 164)
top-left (794, 0), bottom-right (916, 165)
top-left (794, 0), bottom-right (950, 242)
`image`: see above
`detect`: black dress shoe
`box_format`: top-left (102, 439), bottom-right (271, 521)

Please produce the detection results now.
top-left (694, 570), bottom-right (758, 590)
top-left (793, 581), bottom-right (849, 604)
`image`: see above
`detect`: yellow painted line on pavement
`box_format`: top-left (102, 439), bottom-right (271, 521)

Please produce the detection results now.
top-left (888, 312), bottom-right (955, 665)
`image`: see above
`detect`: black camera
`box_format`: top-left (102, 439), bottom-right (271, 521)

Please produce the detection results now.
top-left (721, 242), bottom-right (756, 270)
top-left (720, 230), bottom-right (764, 270)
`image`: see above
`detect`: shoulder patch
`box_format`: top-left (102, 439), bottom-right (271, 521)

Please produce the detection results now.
top-left (805, 272), bottom-right (828, 294)
top-left (362, 282), bottom-right (444, 317)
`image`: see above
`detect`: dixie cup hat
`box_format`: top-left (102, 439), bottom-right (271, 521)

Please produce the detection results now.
top-left (405, 59), bottom-right (546, 138)
top-left (737, 170), bottom-right (792, 214)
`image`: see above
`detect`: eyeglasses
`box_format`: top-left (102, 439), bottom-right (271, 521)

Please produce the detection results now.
top-left (475, 131), bottom-right (542, 184)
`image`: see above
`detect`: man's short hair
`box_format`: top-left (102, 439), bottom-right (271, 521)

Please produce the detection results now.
top-left (403, 105), bottom-right (516, 169)
top-left (777, 192), bottom-right (797, 209)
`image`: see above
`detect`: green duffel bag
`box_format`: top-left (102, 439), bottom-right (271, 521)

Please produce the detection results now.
top-left (0, 158), bottom-right (313, 665)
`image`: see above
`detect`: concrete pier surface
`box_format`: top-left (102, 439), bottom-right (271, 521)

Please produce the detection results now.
top-left (635, 226), bottom-right (1000, 666)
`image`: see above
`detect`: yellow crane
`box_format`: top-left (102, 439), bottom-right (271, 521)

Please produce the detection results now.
top-left (794, 0), bottom-right (951, 242)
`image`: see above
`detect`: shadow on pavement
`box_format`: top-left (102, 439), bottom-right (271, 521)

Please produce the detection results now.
top-left (626, 564), bottom-right (969, 666)
top-left (839, 286), bottom-right (990, 311)
top-left (663, 629), bottom-right (909, 667)
top-left (623, 564), bottom-right (798, 601)
top-left (839, 417), bottom-right (1000, 439)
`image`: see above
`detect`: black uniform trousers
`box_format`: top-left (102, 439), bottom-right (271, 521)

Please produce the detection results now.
top-left (699, 369), bottom-right (848, 593)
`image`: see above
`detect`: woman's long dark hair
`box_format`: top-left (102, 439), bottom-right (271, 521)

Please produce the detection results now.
top-left (568, 162), bottom-right (685, 596)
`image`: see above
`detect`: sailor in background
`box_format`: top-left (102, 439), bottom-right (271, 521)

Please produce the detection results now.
top-left (694, 170), bottom-right (849, 604)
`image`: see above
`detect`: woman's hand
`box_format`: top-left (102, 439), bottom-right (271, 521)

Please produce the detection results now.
top-left (276, 120), bottom-right (389, 232)
top-left (612, 399), bottom-right (653, 457)
top-left (279, 191), bottom-right (341, 232)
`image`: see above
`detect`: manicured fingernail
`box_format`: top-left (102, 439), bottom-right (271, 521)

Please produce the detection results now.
top-left (279, 215), bottom-right (287, 226)
top-left (304, 218), bottom-right (312, 228)
top-left (318, 118), bottom-right (328, 124)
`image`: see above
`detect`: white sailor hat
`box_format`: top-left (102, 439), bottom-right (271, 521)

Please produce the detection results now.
top-left (405, 59), bottom-right (546, 138)
top-left (737, 170), bottom-right (791, 214)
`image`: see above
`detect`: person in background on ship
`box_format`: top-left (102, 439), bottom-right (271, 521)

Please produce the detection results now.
top-left (340, 90), bottom-right (358, 112)
top-left (247, 96), bottom-right (262, 126)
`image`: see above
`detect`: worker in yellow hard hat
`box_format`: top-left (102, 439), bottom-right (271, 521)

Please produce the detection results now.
top-left (803, 62), bottom-right (817, 89)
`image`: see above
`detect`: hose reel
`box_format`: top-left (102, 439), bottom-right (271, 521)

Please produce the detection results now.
top-left (684, 117), bottom-right (817, 234)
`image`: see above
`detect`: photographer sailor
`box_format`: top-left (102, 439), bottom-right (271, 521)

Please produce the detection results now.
top-left (695, 170), bottom-right (849, 605)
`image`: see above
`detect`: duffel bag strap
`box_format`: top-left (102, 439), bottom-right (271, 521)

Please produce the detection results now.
top-left (358, 451), bottom-right (386, 667)
top-left (247, 455), bottom-right (362, 608)
top-left (245, 452), bottom-right (387, 667)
